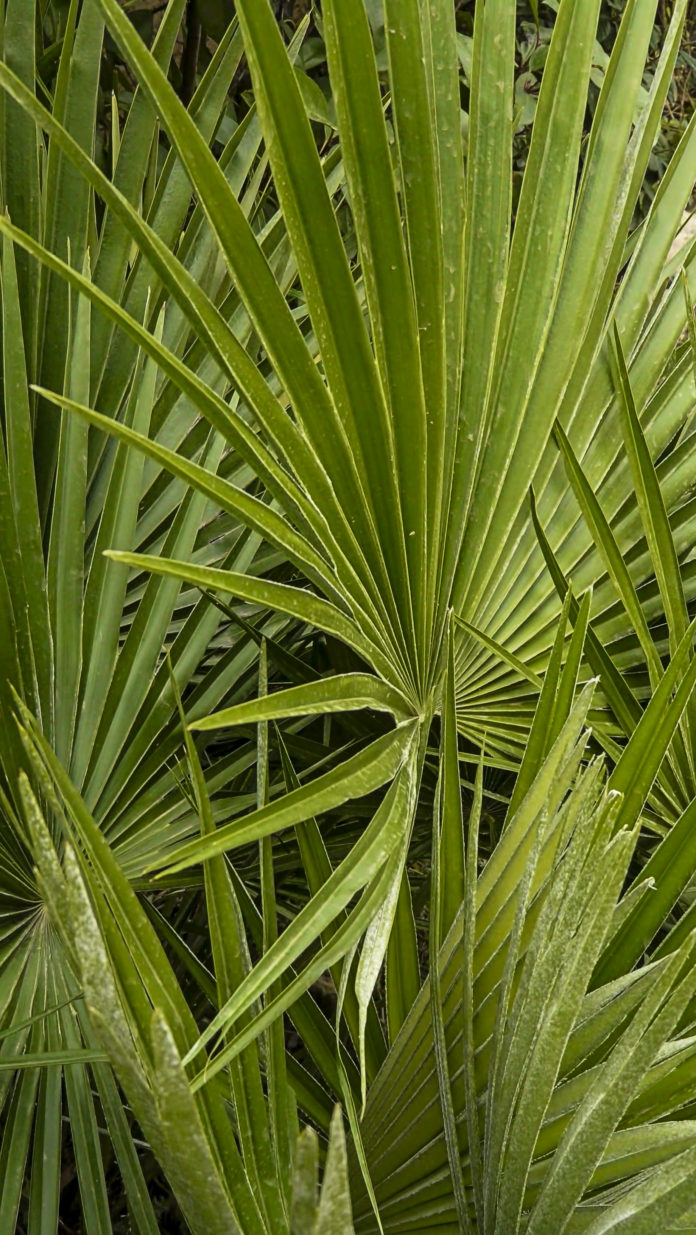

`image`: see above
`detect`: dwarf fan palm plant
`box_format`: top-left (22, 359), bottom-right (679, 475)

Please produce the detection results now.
top-left (24, 0), bottom-right (696, 1063)
top-left (5, 0), bottom-right (696, 1229)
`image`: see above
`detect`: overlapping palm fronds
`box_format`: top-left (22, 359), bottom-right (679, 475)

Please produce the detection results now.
top-left (3, 0), bottom-right (696, 1228)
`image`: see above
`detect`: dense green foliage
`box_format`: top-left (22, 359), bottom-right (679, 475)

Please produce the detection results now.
top-left (4, 0), bottom-right (696, 1230)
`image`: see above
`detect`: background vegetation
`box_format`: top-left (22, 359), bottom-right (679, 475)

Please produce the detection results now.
top-left (117, 0), bottom-right (696, 213)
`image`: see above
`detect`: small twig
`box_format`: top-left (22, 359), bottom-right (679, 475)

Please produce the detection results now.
top-left (180, 0), bottom-right (201, 107)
